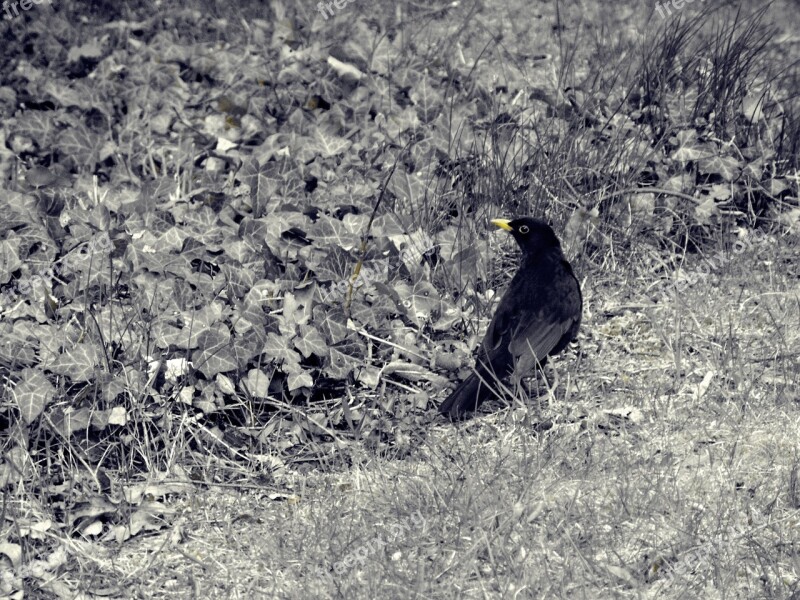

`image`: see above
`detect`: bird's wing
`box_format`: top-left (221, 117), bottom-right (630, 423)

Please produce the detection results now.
top-left (508, 313), bottom-right (576, 369)
top-left (476, 255), bottom-right (581, 378)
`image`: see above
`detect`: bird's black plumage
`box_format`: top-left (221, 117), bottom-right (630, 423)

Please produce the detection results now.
top-left (439, 217), bottom-right (582, 419)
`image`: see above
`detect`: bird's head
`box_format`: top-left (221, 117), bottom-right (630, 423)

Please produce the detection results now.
top-left (491, 217), bottom-right (562, 255)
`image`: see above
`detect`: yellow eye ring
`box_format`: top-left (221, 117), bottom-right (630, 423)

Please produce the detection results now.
top-left (518, 225), bottom-right (529, 234)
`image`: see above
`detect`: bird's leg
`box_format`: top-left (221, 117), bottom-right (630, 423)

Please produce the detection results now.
top-left (518, 376), bottom-right (544, 412)
top-left (508, 373), bottom-right (528, 409)
top-left (523, 361), bottom-right (559, 411)
top-left (539, 362), bottom-right (562, 409)
top-left (542, 362), bottom-right (559, 397)
top-left (511, 369), bottom-right (548, 413)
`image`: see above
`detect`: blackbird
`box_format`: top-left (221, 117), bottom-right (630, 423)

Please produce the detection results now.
top-left (439, 217), bottom-right (582, 419)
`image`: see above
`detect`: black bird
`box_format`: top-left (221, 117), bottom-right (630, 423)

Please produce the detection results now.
top-left (439, 217), bottom-right (582, 419)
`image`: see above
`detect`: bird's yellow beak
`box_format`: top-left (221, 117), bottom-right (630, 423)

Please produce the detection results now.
top-left (491, 218), bottom-right (513, 231)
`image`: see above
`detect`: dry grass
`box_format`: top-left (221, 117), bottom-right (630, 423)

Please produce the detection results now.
top-left (87, 230), bottom-right (800, 599)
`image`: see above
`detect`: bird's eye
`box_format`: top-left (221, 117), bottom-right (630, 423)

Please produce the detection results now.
top-left (518, 225), bottom-right (529, 234)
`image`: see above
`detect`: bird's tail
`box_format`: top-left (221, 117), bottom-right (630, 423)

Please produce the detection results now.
top-left (438, 369), bottom-right (499, 420)
top-left (438, 373), bottom-right (481, 419)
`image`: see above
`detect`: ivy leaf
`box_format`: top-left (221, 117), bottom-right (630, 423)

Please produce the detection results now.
top-left (388, 170), bottom-right (428, 206)
top-left (310, 126), bottom-right (351, 158)
top-left (313, 306), bottom-right (350, 344)
top-left (263, 332), bottom-right (302, 365)
top-left (307, 215), bottom-right (360, 250)
top-left (14, 369), bottom-right (55, 424)
top-left (47, 342), bottom-right (102, 382)
top-left (393, 280), bottom-right (441, 326)
top-left (699, 154), bottom-right (741, 182)
top-left (410, 75), bottom-right (443, 123)
top-left (670, 129), bottom-right (709, 161)
top-left (287, 371), bottom-right (314, 391)
top-left (0, 238), bottom-right (23, 283)
top-left (53, 407), bottom-right (92, 436)
top-left (293, 324), bottom-right (329, 359)
top-left (241, 369), bottom-right (272, 398)
top-left (58, 123), bottom-right (114, 170)
top-left (348, 298), bottom-right (382, 329)
top-left (280, 290), bottom-right (313, 335)
top-left (193, 325), bottom-right (239, 377)
top-left (325, 338), bottom-right (365, 379)
top-left (314, 245), bottom-right (357, 282)
top-left (694, 195), bottom-right (719, 226)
